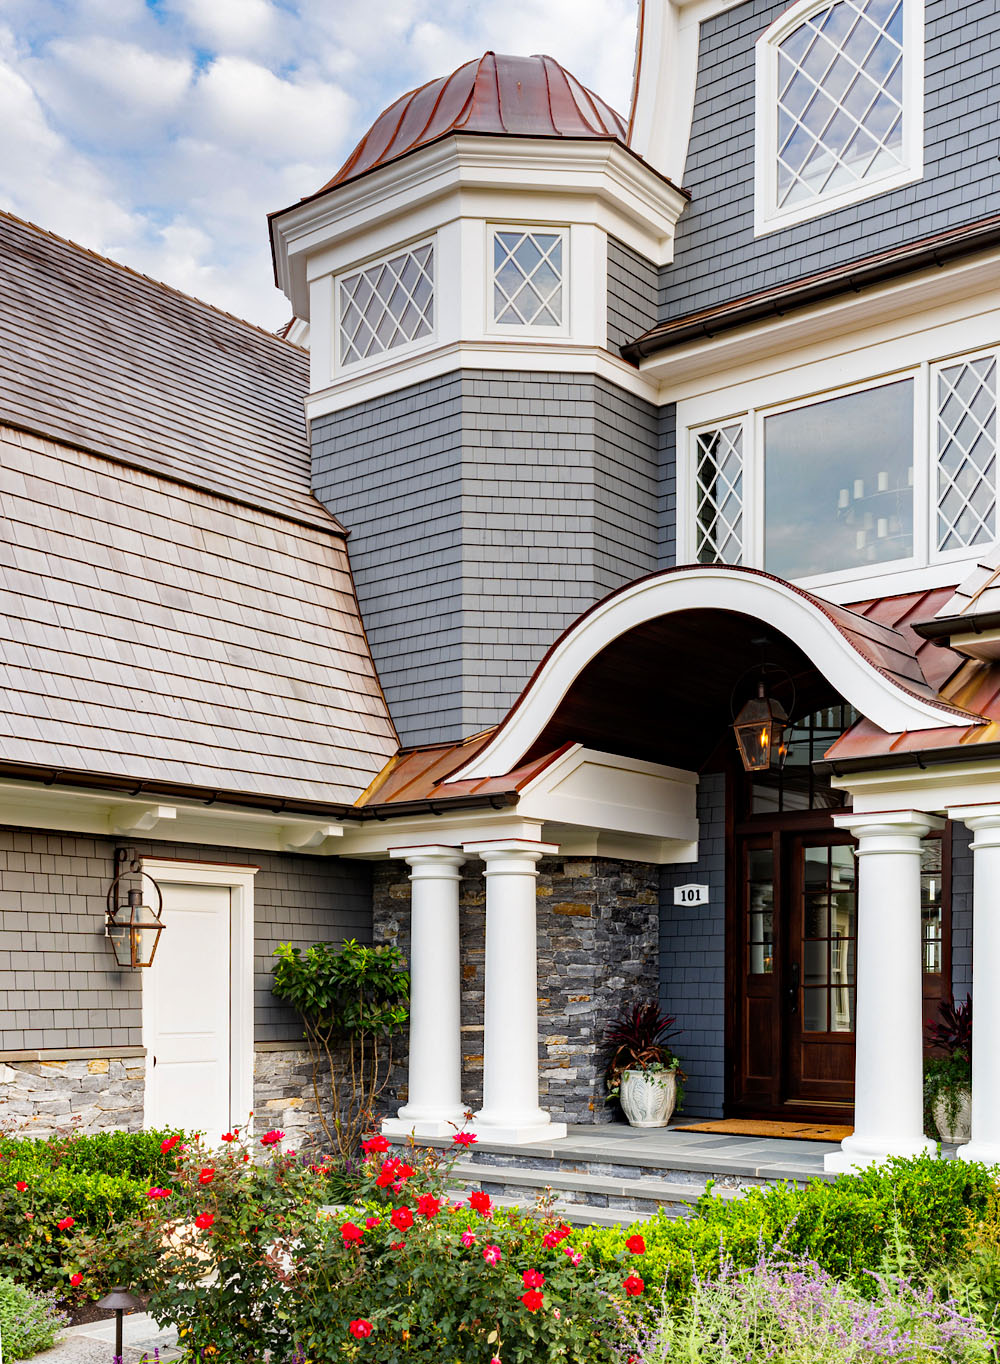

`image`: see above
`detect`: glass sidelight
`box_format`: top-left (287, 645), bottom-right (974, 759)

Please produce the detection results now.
top-left (801, 844), bottom-right (857, 1034)
top-left (748, 848), bottom-right (775, 975)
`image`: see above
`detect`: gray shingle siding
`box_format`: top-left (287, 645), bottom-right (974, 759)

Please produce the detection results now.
top-left (313, 370), bottom-right (662, 745)
top-left (0, 828), bottom-right (372, 1053)
top-left (659, 773), bottom-right (727, 1118)
top-left (607, 237), bottom-right (660, 354)
top-left (951, 820), bottom-right (973, 1001)
top-left (660, 0), bottom-right (1000, 321)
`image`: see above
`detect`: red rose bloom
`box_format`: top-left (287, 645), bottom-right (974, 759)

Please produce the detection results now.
top-left (161, 1136), bottom-right (181, 1154)
top-left (195, 1212), bottom-right (214, 1231)
top-left (452, 1132), bottom-right (477, 1146)
top-left (625, 1234), bottom-right (646, 1255)
top-left (260, 1130), bottom-right (284, 1147)
top-left (349, 1319), bottom-right (374, 1339)
top-left (520, 1289), bottom-right (544, 1312)
top-left (624, 1275), bottom-right (645, 1296)
top-left (390, 1206), bottom-right (414, 1231)
top-left (417, 1193), bottom-right (441, 1219)
top-left (69, 1272), bottom-right (83, 1287)
top-left (468, 1190), bottom-right (492, 1216)
top-left (146, 1187), bottom-right (171, 1200)
top-left (362, 1134), bottom-right (390, 1155)
top-left (221, 1132), bottom-right (236, 1142)
top-left (14, 1181), bottom-right (26, 1192)
top-left (341, 1221), bottom-right (364, 1244)
top-left (522, 1268), bottom-right (545, 1289)
top-left (375, 1158), bottom-right (400, 1188)
top-left (198, 1168), bottom-right (215, 1185)
top-left (365, 1215), bottom-right (381, 1228)
top-left (390, 1239), bottom-right (406, 1250)
top-left (57, 1216), bottom-right (74, 1231)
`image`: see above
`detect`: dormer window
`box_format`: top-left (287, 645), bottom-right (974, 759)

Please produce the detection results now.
top-left (755, 0), bottom-right (923, 235)
top-left (337, 240), bottom-right (435, 368)
top-left (491, 227), bottom-right (567, 331)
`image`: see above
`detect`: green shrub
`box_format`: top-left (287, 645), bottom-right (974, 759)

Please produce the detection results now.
top-left (0, 1274), bottom-right (67, 1360)
top-left (0, 1128), bottom-right (180, 1181)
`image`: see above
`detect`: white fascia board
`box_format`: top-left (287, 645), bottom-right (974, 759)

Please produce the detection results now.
top-left (336, 812), bottom-right (546, 859)
top-left (640, 250), bottom-right (1000, 397)
top-left (516, 744), bottom-right (699, 843)
top-left (305, 340), bottom-right (658, 420)
top-left (448, 567), bottom-right (966, 783)
top-left (273, 137), bottom-right (687, 315)
top-left (834, 760), bottom-right (1000, 816)
top-left (0, 780), bottom-right (346, 854)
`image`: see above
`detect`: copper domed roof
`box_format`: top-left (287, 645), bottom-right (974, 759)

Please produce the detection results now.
top-left (324, 52), bottom-right (628, 191)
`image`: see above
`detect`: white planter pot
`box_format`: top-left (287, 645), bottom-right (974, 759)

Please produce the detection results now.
top-left (620, 1068), bottom-right (677, 1128)
top-left (932, 1087), bottom-right (972, 1144)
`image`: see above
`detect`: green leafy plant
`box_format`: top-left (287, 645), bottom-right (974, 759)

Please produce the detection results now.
top-left (604, 1002), bottom-right (683, 1098)
top-left (925, 994), bottom-right (973, 1139)
top-left (271, 938), bottom-right (409, 1158)
top-left (0, 1275), bottom-right (67, 1360)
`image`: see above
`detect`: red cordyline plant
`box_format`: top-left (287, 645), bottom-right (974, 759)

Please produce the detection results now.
top-left (604, 1003), bottom-right (683, 1093)
top-left (927, 993), bottom-right (972, 1060)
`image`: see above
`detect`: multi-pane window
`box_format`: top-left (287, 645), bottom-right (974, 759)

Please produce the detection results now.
top-left (687, 349), bottom-right (1000, 585)
top-left (338, 243), bottom-right (434, 366)
top-left (935, 355), bottom-right (997, 553)
top-left (756, 0), bottom-right (922, 231)
top-left (493, 230), bottom-right (564, 327)
top-left (802, 844), bottom-right (857, 1034)
top-left (695, 425), bottom-right (744, 565)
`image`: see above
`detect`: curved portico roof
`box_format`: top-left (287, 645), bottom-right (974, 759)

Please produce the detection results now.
top-left (446, 565), bottom-right (978, 784)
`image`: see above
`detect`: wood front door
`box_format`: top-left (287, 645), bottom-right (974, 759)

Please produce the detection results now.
top-left (733, 829), bottom-right (856, 1115)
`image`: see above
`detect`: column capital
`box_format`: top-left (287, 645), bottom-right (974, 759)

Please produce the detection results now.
top-left (463, 839), bottom-right (559, 862)
top-left (833, 810), bottom-right (942, 845)
top-left (388, 845), bottom-right (466, 870)
top-left (946, 804), bottom-right (1000, 840)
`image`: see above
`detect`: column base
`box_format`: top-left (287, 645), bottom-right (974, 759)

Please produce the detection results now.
top-left (957, 1141), bottom-right (1000, 1167)
top-left (824, 1132), bottom-right (936, 1174)
top-left (471, 1119), bottom-right (568, 1144)
top-left (382, 1107), bottom-right (469, 1140)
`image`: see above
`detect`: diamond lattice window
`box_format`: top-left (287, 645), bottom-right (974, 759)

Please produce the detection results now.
top-left (936, 356), bottom-right (997, 553)
top-left (339, 244), bottom-right (434, 366)
top-left (695, 425), bottom-right (744, 565)
top-left (493, 231), bottom-right (563, 327)
top-left (776, 0), bottom-right (906, 210)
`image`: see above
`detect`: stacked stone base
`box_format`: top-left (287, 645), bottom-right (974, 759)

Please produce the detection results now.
top-left (0, 1055), bottom-right (145, 1136)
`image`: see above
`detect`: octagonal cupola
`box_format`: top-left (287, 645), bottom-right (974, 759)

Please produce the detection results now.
top-left (268, 51), bottom-right (688, 419)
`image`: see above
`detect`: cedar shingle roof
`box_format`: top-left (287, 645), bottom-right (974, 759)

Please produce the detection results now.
top-left (0, 211), bottom-right (336, 532)
top-left (0, 425), bottom-right (398, 804)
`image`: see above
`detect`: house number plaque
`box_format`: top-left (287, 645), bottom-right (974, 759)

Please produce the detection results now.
top-left (673, 883), bottom-right (709, 906)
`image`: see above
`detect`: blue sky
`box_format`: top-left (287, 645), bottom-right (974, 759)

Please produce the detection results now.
top-left (0, 0), bottom-right (637, 328)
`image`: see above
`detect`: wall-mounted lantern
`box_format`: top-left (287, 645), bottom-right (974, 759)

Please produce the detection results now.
top-left (732, 680), bottom-right (789, 773)
top-left (106, 848), bottom-right (165, 969)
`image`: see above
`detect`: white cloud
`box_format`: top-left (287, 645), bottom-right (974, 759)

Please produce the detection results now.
top-left (191, 55), bottom-right (354, 160)
top-left (165, 0), bottom-right (286, 59)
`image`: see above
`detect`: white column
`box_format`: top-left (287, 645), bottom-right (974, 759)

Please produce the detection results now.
top-left (381, 846), bottom-right (467, 1139)
top-left (825, 811), bottom-right (938, 1174)
top-left (949, 807), bottom-right (1000, 1166)
top-left (464, 840), bottom-right (567, 1144)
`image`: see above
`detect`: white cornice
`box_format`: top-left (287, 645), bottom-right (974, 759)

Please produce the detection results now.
top-left (272, 135), bottom-right (687, 317)
top-left (304, 340), bottom-right (657, 420)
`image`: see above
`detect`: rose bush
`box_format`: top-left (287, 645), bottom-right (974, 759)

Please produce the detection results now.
top-left (76, 1127), bottom-right (644, 1362)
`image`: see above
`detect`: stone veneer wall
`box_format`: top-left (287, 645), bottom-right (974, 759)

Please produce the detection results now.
top-left (373, 855), bottom-right (660, 1125)
top-left (0, 1053), bottom-right (145, 1136)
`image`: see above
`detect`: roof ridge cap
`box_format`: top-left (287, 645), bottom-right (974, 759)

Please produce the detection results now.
top-left (0, 209), bottom-right (303, 355)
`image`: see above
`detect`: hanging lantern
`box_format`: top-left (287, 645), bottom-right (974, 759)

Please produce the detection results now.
top-left (732, 681), bottom-right (788, 773)
top-left (106, 849), bottom-right (165, 969)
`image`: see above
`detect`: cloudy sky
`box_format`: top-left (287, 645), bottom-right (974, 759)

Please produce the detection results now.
top-left (0, 0), bottom-right (637, 329)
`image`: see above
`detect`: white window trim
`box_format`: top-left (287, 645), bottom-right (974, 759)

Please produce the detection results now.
top-left (680, 342), bottom-right (1000, 596)
top-left (140, 859), bottom-right (258, 1134)
top-left (754, 0), bottom-right (925, 237)
top-left (485, 223), bottom-right (571, 340)
top-left (334, 235), bottom-right (437, 376)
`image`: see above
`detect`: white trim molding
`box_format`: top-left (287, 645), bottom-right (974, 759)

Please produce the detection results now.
top-left (754, 0), bottom-right (925, 236)
top-left (448, 565), bottom-right (966, 782)
top-left (140, 858), bottom-right (258, 1134)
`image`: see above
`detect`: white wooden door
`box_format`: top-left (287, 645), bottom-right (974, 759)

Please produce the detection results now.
top-left (145, 882), bottom-right (233, 1136)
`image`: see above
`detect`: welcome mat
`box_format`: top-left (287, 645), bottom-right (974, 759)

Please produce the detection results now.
top-left (674, 1118), bottom-right (854, 1142)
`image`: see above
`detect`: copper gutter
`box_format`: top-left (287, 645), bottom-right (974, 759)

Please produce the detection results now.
top-left (623, 212), bottom-right (1000, 362)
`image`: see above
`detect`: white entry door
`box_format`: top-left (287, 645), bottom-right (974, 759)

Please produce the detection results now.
top-left (145, 882), bottom-right (233, 1136)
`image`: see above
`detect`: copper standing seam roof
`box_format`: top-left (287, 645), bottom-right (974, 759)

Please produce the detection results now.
top-left (322, 52), bottom-right (628, 192)
top-left (358, 575), bottom-right (981, 807)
